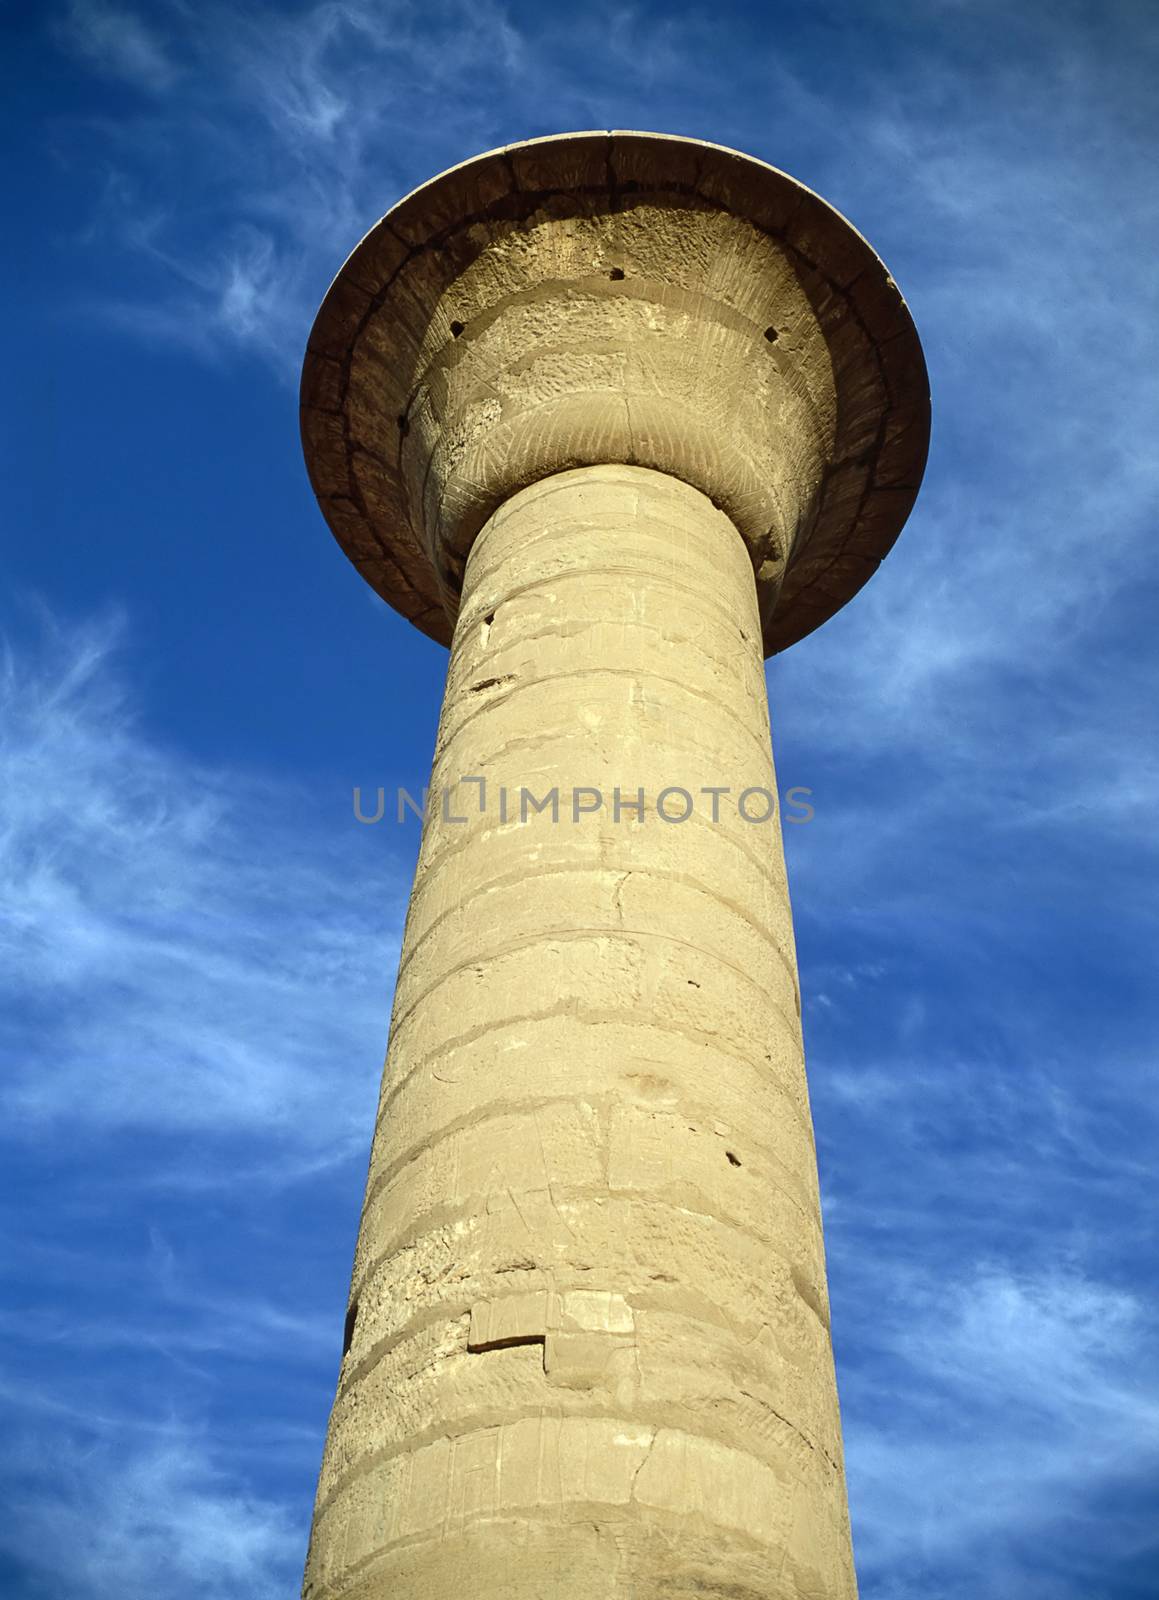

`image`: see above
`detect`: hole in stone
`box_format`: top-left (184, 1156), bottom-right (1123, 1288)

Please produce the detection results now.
top-left (342, 1300), bottom-right (359, 1357)
top-left (450, 320), bottom-right (465, 337)
top-left (397, 414), bottom-right (409, 435)
top-left (726, 1151), bottom-right (742, 1168)
top-left (764, 326), bottom-right (779, 343)
top-left (483, 612), bottom-right (495, 626)
top-left (608, 266), bottom-right (625, 280)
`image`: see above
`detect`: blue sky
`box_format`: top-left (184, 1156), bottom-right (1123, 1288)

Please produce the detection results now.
top-left (2, 1), bottom-right (1158, 1595)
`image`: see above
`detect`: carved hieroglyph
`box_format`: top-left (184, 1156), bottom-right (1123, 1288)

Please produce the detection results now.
top-left (299, 133), bottom-right (929, 1600)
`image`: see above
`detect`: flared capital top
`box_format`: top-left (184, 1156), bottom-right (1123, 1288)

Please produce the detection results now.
top-left (301, 131), bottom-right (929, 655)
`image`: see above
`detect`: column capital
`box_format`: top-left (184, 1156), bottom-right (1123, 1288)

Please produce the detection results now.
top-left (301, 131), bottom-right (929, 655)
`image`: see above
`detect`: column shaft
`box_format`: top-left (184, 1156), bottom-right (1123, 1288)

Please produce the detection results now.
top-left (303, 464), bottom-right (856, 1599)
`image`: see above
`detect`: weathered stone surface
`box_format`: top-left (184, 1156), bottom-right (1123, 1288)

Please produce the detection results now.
top-left (302, 467), bottom-right (859, 1599)
top-left (300, 131), bottom-right (929, 655)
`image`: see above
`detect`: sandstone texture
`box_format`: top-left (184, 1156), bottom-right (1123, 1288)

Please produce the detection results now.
top-left (301, 130), bottom-right (928, 656)
top-left (299, 133), bottom-right (929, 1600)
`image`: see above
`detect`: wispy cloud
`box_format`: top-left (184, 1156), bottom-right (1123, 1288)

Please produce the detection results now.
top-left (0, 1420), bottom-right (299, 1599)
top-left (0, 609), bottom-right (405, 1594)
top-left (47, 0), bottom-right (543, 364)
top-left (844, 1264), bottom-right (1159, 1596)
top-left (0, 608), bottom-right (401, 1146)
top-left (55, 0), bottom-right (179, 92)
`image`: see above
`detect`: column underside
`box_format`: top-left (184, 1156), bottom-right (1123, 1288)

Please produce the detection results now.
top-left (303, 464), bottom-right (857, 1600)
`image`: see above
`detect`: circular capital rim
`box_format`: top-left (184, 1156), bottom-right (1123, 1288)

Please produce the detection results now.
top-left (301, 130), bottom-right (930, 655)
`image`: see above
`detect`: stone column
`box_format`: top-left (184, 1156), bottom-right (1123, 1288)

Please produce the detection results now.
top-left (299, 133), bottom-right (928, 1600)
